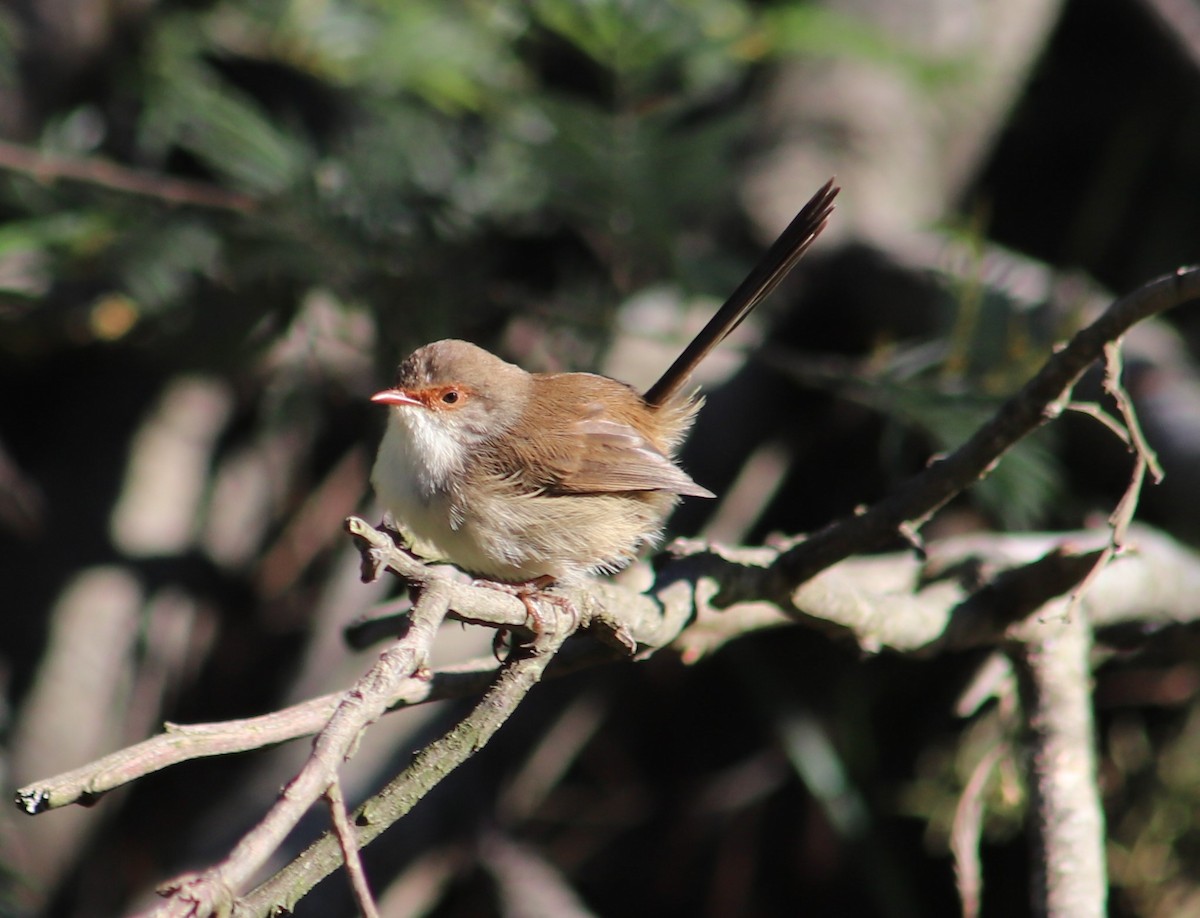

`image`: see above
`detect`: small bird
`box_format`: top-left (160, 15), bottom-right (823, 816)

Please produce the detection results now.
top-left (371, 179), bottom-right (837, 586)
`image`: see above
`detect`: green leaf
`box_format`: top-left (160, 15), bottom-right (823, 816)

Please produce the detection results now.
top-left (877, 382), bottom-right (1064, 531)
top-left (762, 4), bottom-right (971, 88)
top-left (0, 212), bottom-right (113, 257)
top-left (140, 19), bottom-right (310, 195)
top-left (117, 220), bottom-right (222, 311)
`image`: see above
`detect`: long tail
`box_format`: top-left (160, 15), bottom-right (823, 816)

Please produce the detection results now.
top-left (643, 178), bottom-right (839, 407)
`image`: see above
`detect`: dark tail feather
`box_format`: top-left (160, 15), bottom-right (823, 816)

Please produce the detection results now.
top-left (643, 178), bottom-right (839, 407)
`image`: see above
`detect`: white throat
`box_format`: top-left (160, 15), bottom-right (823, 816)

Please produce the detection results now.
top-left (372, 409), bottom-right (467, 507)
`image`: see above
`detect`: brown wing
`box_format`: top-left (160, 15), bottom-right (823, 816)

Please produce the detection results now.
top-left (557, 409), bottom-right (714, 496)
top-left (490, 374), bottom-right (714, 498)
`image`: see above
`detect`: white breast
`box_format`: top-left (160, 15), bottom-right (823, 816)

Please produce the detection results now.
top-left (370, 410), bottom-right (512, 576)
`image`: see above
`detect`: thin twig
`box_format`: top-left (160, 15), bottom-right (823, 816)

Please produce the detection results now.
top-left (1062, 340), bottom-right (1163, 620)
top-left (235, 630), bottom-right (571, 916)
top-left (345, 515), bottom-right (679, 651)
top-left (344, 517), bottom-right (536, 633)
top-left (951, 743), bottom-right (1007, 918)
top-left (1102, 340), bottom-right (1164, 483)
top-left (147, 580), bottom-right (455, 917)
top-left (0, 139), bottom-right (257, 212)
top-left (325, 779), bottom-right (380, 918)
top-left (1060, 401), bottom-right (1130, 445)
top-left (14, 661), bottom-right (497, 814)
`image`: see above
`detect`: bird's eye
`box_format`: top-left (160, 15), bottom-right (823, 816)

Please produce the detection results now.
top-left (441, 390), bottom-right (460, 405)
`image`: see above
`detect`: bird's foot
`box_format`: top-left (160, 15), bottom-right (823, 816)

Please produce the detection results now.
top-left (473, 576), bottom-right (579, 653)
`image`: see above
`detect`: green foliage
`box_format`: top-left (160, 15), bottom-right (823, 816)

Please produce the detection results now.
top-left (0, 0), bottom-right (1064, 528)
top-left (1108, 705), bottom-right (1200, 914)
top-left (763, 3), bottom-right (972, 88)
top-left (0, 0), bottom-right (797, 361)
top-left (819, 274), bottom-right (1070, 531)
top-left (532, 0), bottom-right (752, 89)
top-left (116, 219), bottom-right (223, 312)
top-left (0, 0), bottom-right (994, 369)
top-left (0, 10), bottom-right (17, 91)
top-left (0, 212), bottom-right (113, 284)
top-left (881, 381), bottom-right (1063, 531)
top-left (141, 58), bottom-right (310, 196)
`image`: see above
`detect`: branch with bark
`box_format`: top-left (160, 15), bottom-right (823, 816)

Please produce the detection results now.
top-left (13, 266), bottom-right (1200, 917)
top-left (0, 139), bottom-right (257, 212)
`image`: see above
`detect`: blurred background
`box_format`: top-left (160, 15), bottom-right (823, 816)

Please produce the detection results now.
top-left (1, 0), bottom-right (1199, 915)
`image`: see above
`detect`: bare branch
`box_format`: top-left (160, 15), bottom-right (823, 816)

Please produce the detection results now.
top-left (767, 266), bottom-right (1200, 590)
top-left (0, 139), bottom-right (258, 212)
top-left (670, 524), bottom-right (1200, 662)
top-left (1011, 611), bottom-right (1107, 918)
top-left (15, 516), bottom-right (1200, 915)
top-left (1061, 339), bottom-right (1164, 619)
top-left (952, 743), bottom-right (1008, 918)
top-left (344, 515), bottom-right (683, 651)
top-left (234, 629), bottom-right (571, 916)
top-left (25, 521), bottom-right (1200, 821)
top-left (14, 514), bottom-right (674, 817)
top-left (146, 580), bottom-right (457, 917)
top-left (13, 661), bottom-right (497, 814)
top-left (325, 779), bottom-right (380, 918)
top-left (1102, 340), bottom-right (1165, 485)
